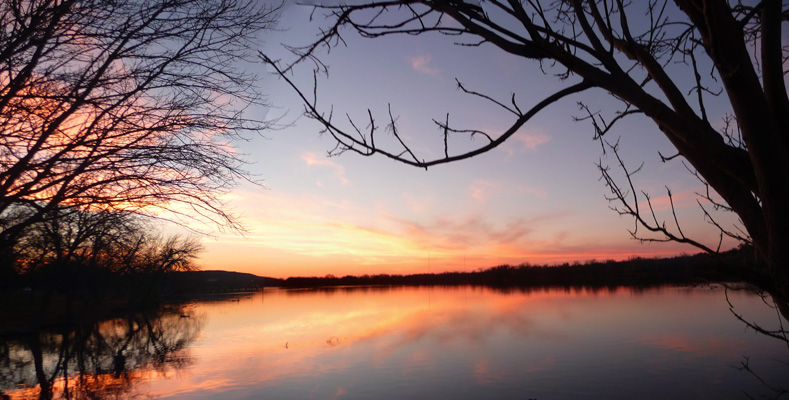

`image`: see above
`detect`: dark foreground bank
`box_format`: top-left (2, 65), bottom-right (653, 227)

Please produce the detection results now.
top-left (0, 269), bottom-right (277, 334)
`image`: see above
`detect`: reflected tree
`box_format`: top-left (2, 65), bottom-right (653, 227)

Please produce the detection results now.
top-left (726, 286), bottom-right (789, 346)
top-left (0, 306), bottom-right (202, 400)
top-left (724, 285), bottom-right (789, 399)
top-left (737, 355), bottom-right (788, 400)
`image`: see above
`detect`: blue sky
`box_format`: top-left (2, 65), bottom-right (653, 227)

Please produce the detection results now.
top-left (188, 1), bottom-right (742, 278)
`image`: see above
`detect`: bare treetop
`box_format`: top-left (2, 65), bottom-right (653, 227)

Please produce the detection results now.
top-left (0, 0), bottom-right (279, 240)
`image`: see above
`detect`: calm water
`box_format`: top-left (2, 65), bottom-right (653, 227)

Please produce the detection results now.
top-left (2, 284), bottom-right (788, 399)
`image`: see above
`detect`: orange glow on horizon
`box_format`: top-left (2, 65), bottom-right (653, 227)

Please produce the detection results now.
top-left (194, 188), bottom-right (705, 278)
top-left (199, 228), bottom-right (695, 278)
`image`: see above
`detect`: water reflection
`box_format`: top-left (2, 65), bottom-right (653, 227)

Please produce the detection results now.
top-left (155, 285), bottom-right (789, 399)
top-left (2, 285), bottom-right (787, 399)
top-left (0, 306), bottom-right (202, 400)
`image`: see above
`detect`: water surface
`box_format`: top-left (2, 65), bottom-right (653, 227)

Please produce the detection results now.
top-left (3, 284), bottom-right (788, 399)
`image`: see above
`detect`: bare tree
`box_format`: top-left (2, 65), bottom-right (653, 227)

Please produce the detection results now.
top-left (13, 206), bottom-right (136, 273)
top-left (263, 0), bottom-right (789, 297)
top-left (0, 0), bottom-right (279, 274)
top-left (133, 234), bottom-right (203, 274)
top-left (14, 206), bottom-right (202, 276)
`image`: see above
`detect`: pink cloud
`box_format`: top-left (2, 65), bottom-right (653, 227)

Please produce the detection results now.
top-left (498, 130), bottom-right (550, 157)
top-left (514, 131), bottom-right (549, 150)
top-left (469, 180), bottom-right (498, 201)
top-left (408, 55), bottom-right (440, 77)
top-left (384, 212), bottom-right (538, 251)
top-left (301, 152), bottom-right (349, 185)
top-left (636, 188), bottom-right (721, 212)
top-left (469, 179), bottom-right (548, 202)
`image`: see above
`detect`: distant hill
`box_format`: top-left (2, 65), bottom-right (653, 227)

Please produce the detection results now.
top-left (162, 270), bottom-right (284, 294)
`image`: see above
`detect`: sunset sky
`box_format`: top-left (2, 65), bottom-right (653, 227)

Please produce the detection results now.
top-left (189, 1), bottom-right (741, 278)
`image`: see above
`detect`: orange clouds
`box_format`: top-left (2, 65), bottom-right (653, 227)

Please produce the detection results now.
top-left (301, 152), bottom-right (350, 185)
top-left (200, 188), bottom-right (687, 277)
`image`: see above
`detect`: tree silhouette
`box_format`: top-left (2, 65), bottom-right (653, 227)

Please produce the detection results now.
top-left (0, 307), bottom-right (201, 400)
top-left (14, 206), bottom-right (202, 276)
top-left (263, 0), bottom-right (789, 296)
top-left (0, 0), bottom-right (278, 277)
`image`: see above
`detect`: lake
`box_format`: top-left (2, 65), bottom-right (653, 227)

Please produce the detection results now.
top-left (2, 284), bottom-right (788, 399)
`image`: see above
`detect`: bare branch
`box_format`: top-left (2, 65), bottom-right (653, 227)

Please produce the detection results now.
top-left (598, 140), bottom-right (716, 253)
top-left (726, 287), bottom-right (789, 346)
top-left (0, 0), bottom-right (279, 261)
top-left (265, 0), bottom-right (789, 295)
top-left (263, 53), bottom-right (591, 167)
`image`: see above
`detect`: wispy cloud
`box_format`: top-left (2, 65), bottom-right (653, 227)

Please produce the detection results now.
top-left (499, 130), bottom-right (550, 157)
top-left (199, 187), bottom-right (697, 277)
top-left (469, 179), bottom-right (548, 202)
top-left (301, 151), bottom-right (350, 185)
top-left (384, 213), bottom-right (539, 252)
top-left (636, 188), bottom-right (709, 212)
top-left (408, 54), bottom-right (440, 77)
top-left (399, 191), bottom-right (435, 213)
top-left (469, 180), bottom-right (498, 201)
top-left (515, 131), bottom-right (549, 150)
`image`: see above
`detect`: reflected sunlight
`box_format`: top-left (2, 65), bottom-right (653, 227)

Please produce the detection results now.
top-left (131, 286), bottom-right (789, 400)
top-left (3, 286), bottom-right (787, 399)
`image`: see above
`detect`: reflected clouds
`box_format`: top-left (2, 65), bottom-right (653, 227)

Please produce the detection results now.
top-left (9, 286), bottom-right (785, 399)
top-left (151, 286), bottom-right (788, 399)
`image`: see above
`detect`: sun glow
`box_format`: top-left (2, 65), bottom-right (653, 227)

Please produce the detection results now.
top-left (199, 189), bottom-right (694, 277)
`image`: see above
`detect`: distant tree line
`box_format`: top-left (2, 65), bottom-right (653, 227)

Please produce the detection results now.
top-left (279, 249), bottom-right (751, 289)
